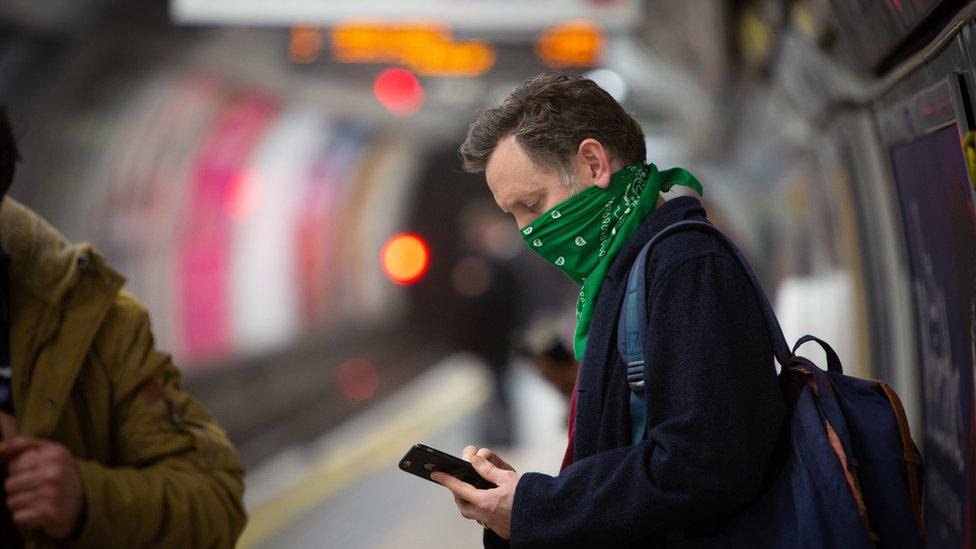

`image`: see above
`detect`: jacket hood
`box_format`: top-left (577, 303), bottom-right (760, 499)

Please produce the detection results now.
top-left (0, 197), bottom-right (125, 304)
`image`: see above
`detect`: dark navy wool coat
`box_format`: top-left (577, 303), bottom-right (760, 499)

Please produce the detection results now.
top-left (486, 196), bottom-right (786, 548)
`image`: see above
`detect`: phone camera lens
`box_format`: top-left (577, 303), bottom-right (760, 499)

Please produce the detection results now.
top-left (402, 460), bottom-right (411, 469)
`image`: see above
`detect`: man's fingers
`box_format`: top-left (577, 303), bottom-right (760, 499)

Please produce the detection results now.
top-left (7, 448), bottom-right (43, 475)
top-left (430, 472), bottom-right (481, 503)
top-left (471, 454), bottom-right (510, 485)
top-left (457, 498), bottom-right (482, 521)
top-left (452, 494), bottom-right (482, 520)
top-left (0, 437), bottom-right (42, 461)
top-left (11, 507), bottom-right (44, 531)
top-left (6, 486), bottom-right (48, 511)
top-left (4, 470), bottom-right (45, 495)
top-left (476, 448), bottom-right (514, 471)
top-left (461, 445), bottom-right (478, 461)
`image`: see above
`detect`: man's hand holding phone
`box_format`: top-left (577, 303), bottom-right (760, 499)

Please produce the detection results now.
top-left (431, 445), bottom-right (520, 540)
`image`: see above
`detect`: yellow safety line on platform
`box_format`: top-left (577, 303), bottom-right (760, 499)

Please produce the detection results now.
top-left (238, 363), bottom-right (490, 548)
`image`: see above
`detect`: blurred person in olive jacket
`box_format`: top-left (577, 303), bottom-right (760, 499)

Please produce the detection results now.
top-left (0, 109), bottom-right (245, 547)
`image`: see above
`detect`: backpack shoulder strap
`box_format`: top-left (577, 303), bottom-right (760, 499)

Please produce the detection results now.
top-left (618, 237), bottom-right (652, 444)
top-left (617, 220), bottom-right (792, 444)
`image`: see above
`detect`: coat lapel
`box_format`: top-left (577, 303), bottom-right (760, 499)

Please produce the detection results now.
top-left (572, 197), bottom-right (707, 460)
top-left (573, 272), bottom-right (626, 459)
top-left (17, 248), bottom-right (122, 438)
top-left (2, 199), bottom-right (125, 438)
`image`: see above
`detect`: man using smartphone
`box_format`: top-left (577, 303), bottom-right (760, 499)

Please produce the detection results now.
top-left (434, 73), bottom-right (784, 547)
top-left (0, 109), bottom-right (246, 547)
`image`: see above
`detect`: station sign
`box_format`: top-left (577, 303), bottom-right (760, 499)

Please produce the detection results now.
top-left (331, 23), bottom-right (495, 77)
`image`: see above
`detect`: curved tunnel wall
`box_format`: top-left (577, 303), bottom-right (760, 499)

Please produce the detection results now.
top-left (18, 63), bottom-right (438, 370)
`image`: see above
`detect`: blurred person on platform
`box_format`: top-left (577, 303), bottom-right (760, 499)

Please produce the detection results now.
top-left (432, 73), bottom-right (784, 547)
top-left (518, 314), bottom-right (578, 404)
top-left (453, 202), bottom-right (522, 447)
top-left (0, 109), bottom-right (245, 547)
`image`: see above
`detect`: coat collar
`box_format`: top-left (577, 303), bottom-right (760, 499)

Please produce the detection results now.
top-left (606, 196), bottom-right (707, 283)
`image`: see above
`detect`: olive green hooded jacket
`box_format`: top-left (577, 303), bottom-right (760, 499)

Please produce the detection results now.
top-left (0, 198), bottom-right (246, 548)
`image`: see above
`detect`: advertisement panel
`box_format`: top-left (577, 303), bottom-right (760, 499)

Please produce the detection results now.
top-left (890, 123), bottom-right (976, 546)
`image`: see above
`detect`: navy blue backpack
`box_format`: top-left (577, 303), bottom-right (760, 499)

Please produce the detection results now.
top-left (618, 220), bottom-right (926, 548)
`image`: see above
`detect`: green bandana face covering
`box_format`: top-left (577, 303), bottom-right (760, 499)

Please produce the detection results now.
top-left (521, 163), bottom-right (703, 359)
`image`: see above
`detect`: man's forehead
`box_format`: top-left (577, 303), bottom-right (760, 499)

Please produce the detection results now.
top-left (486, 137), bottom-right (520, 178)
top-left (486, 136), bottom-right (535, 192)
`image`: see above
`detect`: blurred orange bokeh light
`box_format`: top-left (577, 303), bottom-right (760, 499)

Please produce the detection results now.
top-left (535, 20), bottom-right (604, 68)
top-left (290, 26), bottom-right (324, 63)
top-left (381, 233), bottom-right (430, 284)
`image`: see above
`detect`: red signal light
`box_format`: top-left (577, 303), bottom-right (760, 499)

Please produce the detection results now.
top-left (373, 68), bottom-right (425, 116)
top-left (381, 233), bottom-right (430, 285)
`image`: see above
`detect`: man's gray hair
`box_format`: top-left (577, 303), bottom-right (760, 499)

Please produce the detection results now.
top-left (458, 72), bottom-right (646, 188)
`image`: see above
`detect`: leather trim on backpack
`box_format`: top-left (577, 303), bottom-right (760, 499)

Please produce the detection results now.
top-left (801, 367), bottom-right (876, 539)
top-left (879, 382), bottom-right (926, 541)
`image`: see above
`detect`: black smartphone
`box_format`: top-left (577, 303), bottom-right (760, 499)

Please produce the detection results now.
top-left (399, 443), bottom-right (496, 490)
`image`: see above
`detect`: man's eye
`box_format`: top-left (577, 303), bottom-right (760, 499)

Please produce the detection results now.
top-left (525, 201), bottom-right (541, 213)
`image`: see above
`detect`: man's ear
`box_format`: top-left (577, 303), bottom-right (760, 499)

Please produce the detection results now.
top-left (576, 139), bottom-right (613, 189)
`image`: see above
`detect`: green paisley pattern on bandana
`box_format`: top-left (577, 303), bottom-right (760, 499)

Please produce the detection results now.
top-left (521, 163), bottom-right (703, 359)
